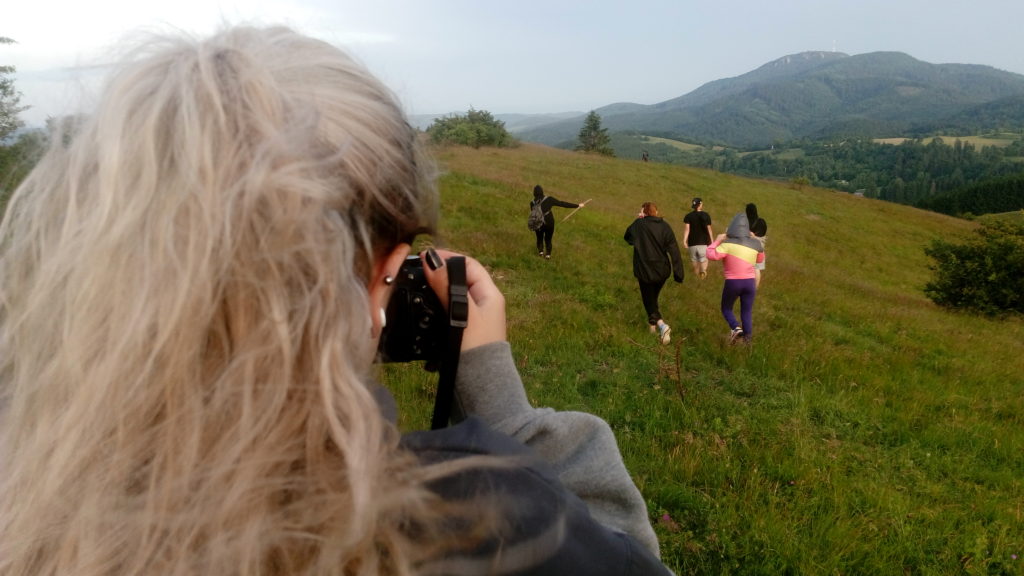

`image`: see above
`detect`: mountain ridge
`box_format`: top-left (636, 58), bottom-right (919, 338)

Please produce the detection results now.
top-left (512, 50), bottom-right (1024, 148)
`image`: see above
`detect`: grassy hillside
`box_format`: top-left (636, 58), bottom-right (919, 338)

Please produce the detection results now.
top-left (381, 143), bottom-right (1023, 575)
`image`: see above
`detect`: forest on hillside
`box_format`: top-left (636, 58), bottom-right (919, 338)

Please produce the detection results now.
top-left (613, 133), bottom-right (1024, 215)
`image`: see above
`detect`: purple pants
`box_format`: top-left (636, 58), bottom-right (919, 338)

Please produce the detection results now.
top-left (721, 278), bottom-right (757, 336)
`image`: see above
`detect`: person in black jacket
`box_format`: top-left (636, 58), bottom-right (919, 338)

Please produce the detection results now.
top-left (531, 184), bottom-right (585, 259)
top-left (624, 202), bottom-right (684, 345)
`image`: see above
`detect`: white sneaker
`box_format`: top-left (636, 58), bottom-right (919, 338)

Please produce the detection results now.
top-left (729, 327), bottom-right (744, 344)
top-left (658, 323), bottom-right (671, 345)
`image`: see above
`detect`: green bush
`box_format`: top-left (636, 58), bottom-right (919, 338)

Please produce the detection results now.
top-left (426, 108), bottom-right (515, 148)
top-left (924, 219), bottom-right (1024, 314)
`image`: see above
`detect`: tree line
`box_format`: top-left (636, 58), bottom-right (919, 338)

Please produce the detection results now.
top-left (614, 134), bottom-right (1024, 215)
top-left (918, 173), bottom-right (1024, 216)
top-left (425, 108), bottom-right (614, 157)
top-left (684, 138), bottom-right (1022, 204)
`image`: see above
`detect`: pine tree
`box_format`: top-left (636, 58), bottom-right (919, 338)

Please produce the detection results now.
top-left (575, 110), bottom-right (614, 156)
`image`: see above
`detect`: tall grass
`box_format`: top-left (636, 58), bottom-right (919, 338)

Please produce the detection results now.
top-left (381, 143), bottom-right (1023, 575)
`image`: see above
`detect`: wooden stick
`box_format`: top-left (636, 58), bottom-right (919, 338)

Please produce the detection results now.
top-left (561, 199), bottom-right (593, 223)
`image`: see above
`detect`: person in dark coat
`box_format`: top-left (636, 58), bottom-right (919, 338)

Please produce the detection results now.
top-left (624, 202), bottom-right (684, 345)
top-left (531, 184), bottom-right (585, 259)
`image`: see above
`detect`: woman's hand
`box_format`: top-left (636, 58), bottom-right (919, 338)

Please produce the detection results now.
top-left (420, 248), bottom-right (507, 351)
top-left (715, 233), bottom-right (727, 243)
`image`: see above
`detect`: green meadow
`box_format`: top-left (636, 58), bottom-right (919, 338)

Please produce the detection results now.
top-left (381, 143), bottom-right (1023, 575)
top-left (875, 135), bottom-right (1020, 149)
top-left (643, 136), bottom-right (706, 152)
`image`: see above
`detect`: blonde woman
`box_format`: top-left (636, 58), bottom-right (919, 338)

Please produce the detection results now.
top-left (0, 26), bottom-right (669, 575)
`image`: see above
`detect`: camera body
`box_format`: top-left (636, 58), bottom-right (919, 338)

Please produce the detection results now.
top-left (377, 255), bottom-right (447, 364)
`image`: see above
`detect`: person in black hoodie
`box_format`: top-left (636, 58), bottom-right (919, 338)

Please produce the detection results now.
top-left (531, 184), bottom-right (585, 259)
top-left (624, 202), bottom-right (684, 345)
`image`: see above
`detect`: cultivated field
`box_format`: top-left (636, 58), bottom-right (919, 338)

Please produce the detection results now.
top-left (875, 134), bottom-right (1020, 148)
top-left (642, 136), bottom-right (707, 152)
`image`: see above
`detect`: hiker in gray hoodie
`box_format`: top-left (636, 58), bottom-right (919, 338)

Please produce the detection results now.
top-left (707, 210), bottom-right (766, 344)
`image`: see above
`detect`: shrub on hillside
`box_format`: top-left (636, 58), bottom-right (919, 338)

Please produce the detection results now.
top-left (924, 219), bottom-right (1024, 315)
top-left (426, 108), bottom-right (515, 148)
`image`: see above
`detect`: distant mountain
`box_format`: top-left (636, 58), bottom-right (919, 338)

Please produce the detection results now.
top-left (653, 50), bottom-right (850, 110)
top-left (517, 51), bottom-right (1024, 149)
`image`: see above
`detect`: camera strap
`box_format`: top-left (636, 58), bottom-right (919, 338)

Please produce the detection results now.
top-left (430, 256), bottom-right (468, 429)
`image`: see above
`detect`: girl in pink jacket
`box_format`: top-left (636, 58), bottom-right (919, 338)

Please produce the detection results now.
top-left (707, 212), bottom-right (765, 344)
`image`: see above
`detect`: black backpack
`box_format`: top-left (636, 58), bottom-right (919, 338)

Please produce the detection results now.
top-left (527, 197), bottom-right (549, 231)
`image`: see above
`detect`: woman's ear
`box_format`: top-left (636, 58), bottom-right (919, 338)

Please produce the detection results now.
top-left (369, 244), bottom-right (412, 337)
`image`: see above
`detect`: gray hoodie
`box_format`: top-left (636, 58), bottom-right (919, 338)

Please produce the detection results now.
top-left (723, 213), bottom-right (764, 253)
top-left (393, 342), bottom-right (670, 575)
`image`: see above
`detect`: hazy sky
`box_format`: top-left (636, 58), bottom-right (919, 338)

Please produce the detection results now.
top-left (7, 0), bottom-right (1024, 126)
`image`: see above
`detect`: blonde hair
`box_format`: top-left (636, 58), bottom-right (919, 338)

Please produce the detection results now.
top-left (0, 26), bottom-right (452, 575)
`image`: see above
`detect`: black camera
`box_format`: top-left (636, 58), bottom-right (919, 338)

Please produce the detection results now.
top-left (377, 254), bottom-right (467, 429)
top-left (377, 255), bottom-right (448, 364)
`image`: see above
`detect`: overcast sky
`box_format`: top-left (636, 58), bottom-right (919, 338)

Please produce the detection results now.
top-left (7, 0), bottom-right (1024, 126)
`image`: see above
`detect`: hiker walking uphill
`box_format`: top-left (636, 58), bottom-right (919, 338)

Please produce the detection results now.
top-left (707, 210), bottom-right (765, 345)
top-left (682, 197), bottom-right (714, 280)
top-left (529, 184), bottom-right (586, 259)
top-left (624, 202), bottom-right (684, 345)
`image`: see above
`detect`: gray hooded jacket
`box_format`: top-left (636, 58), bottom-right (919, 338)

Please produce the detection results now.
top-left (722, 213), bottom-right (764, 252)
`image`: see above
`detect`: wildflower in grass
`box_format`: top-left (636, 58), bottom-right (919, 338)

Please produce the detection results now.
top-left (658, 513), bottom-right (681, 532)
